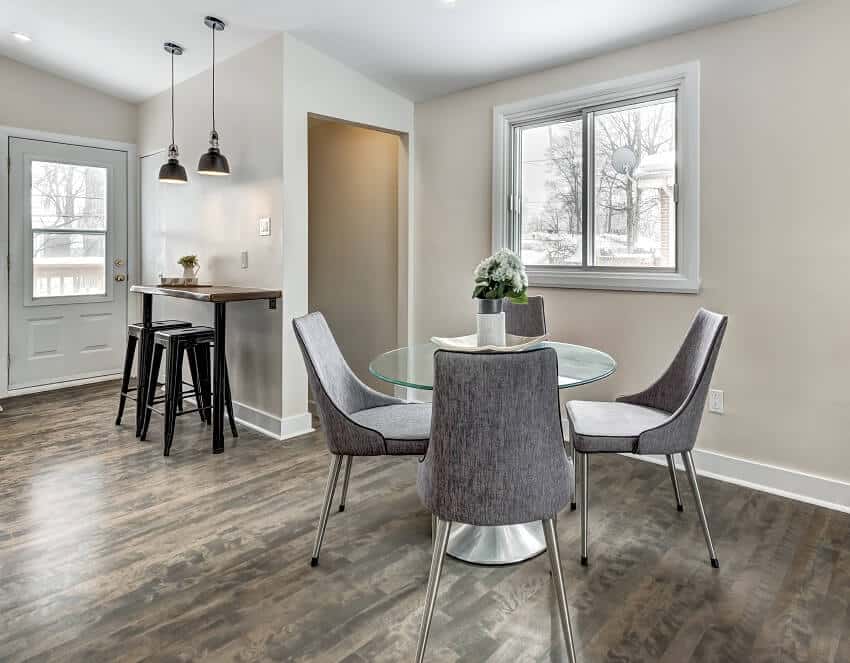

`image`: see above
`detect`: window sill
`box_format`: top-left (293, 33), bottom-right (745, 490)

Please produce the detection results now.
top-left (526, 265), bottom-right (700, 294)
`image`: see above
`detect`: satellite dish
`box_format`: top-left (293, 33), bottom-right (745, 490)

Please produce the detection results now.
top-left (611, 147), bottom-right (639, 176)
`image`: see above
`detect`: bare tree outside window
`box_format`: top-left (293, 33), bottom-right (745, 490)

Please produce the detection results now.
top-left (594, 98), bottom-right (676, 267)
top-left (520, 119), bottom-right (583, 265)
top-left (517, 95), bottom-right (676, 269)
top-left (31, 162), bottom-right (108, 298)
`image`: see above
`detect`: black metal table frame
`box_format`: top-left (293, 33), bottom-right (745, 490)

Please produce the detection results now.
top-left (135, 294), bottom-right (229, 454)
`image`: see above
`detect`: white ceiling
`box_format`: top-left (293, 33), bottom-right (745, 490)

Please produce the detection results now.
top-left (0, 0), bottom-right (800, 103)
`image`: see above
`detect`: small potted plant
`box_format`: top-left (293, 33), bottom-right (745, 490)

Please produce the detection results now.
top-left (472, 248), bottom-right (528, 345)
top-left (178, 255), bottom-right (200, 282)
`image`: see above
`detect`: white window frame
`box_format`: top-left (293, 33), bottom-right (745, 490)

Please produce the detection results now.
top-left (492, 62), bottom-right (700, 293)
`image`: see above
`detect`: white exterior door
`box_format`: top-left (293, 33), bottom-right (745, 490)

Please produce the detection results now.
top-left (8, 138), bottom-right (128, 390)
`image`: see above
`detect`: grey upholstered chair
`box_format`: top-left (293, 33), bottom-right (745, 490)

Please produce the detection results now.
top-left (415, 348), bottom-right (577, 663)
top-left (293, 312), bottom-right (431, 566)
top-left (503, 295), bottom-right (546, 337)
top-left (566, 308), bottom-right (727, 568)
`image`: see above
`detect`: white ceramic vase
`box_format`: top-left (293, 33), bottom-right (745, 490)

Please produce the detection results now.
top-left (182, 263), bottom-right (200, 283)
top-left (476, 299), bottom-right (506, 347)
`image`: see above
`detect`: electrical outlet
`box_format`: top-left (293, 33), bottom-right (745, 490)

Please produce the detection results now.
top-left (240, 251), bottom-right (248, 269)
top-left (258, 217), bottom-right (271, 236)
top-left (708, 389), bottom-right (724, 414)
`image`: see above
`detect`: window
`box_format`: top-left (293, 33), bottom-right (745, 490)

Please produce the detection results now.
top-left (494, 63), bottom-right (699, 293)
top-left (30, 161), bottom-right (108, 298)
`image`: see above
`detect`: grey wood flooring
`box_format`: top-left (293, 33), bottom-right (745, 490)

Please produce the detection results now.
top-left (0, 382), bottom-right (848, 662)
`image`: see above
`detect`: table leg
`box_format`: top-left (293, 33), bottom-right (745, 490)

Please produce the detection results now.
top-left (135, 294), bottom-right (153, 437)
top-left (213, 302), bottom-right (226, 454)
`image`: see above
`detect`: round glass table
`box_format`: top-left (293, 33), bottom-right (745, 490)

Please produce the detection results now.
top-left (370, 341), bottom-right (616, 566)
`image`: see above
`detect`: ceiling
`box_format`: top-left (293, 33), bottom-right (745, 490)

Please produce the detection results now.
top-left (0, 0), bottom-right (800, 103)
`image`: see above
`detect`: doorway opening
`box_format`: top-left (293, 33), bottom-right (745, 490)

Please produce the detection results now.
top-left (307, 116), bottom-right (403, 394)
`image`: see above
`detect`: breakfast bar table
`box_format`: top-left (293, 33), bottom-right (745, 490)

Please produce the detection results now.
top-left (130, 285), bottom-right (282, 454)
top-left (370, 341), bottom-right (616, 565)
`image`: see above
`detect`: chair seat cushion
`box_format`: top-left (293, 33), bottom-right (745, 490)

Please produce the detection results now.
top-left (350, 403), bottom-right (430, 455)
top-left (566, 401), bottom-right (670, 453)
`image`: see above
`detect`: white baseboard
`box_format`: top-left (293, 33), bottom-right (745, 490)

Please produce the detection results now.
top-left (174, 398), bottom-right (313, 442)
top-left (620, 449), bottom-right (850, 514)
top-left (2, 372), bottom-right (120, 399)
top-left (229, 400), bottom-right (285, 440)
top-left (281, 412), bottom-right (314, 440)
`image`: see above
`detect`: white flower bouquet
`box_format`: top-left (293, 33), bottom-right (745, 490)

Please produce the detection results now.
top-left (472, 248), bottom-right (529, 304)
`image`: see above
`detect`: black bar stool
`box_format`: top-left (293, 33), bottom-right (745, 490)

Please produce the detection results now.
top-left (115, 320), bottom-right (192, 429)
top-left (140, 326), bottom-right (238, 456)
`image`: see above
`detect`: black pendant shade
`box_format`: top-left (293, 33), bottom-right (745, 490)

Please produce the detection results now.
top-left (198, 17), bottom-right (230, 176)
top-left (159, 149), bottom-right (188, 184)
top-left (159, 42), bottom-right (187, 184)
top-left (198, 130), bottom-right (230, 176)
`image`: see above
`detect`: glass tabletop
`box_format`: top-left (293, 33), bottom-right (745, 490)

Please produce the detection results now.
top-left (369, 342), bottom-right (616, 391)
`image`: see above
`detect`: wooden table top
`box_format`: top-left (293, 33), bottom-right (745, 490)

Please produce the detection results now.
top-left (130, 285), bottom-right (282, 303)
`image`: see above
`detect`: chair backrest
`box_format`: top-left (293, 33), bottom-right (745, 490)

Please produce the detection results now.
top-left (619, 308), bottom-right (728, 454)
top-left (293, 312), bottom-right (396, 455)
top-left (503, 296), bottom-right (546, 337)
top-left (418, 348), bottom-right (571, 526)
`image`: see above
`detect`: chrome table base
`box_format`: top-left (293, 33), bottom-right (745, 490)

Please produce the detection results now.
top-left (446, 522), bottom-right (547, 565)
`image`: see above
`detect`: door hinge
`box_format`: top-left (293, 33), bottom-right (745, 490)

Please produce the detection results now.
top-left (673, 183), bottom-right (680, 205)
top-left (6, 155), bottom-right (9, 173)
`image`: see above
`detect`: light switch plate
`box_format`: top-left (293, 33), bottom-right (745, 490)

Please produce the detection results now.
top-left (240, 251), bottom-right (248, 269)
top-left (258, 217), bottom-right (271, 236)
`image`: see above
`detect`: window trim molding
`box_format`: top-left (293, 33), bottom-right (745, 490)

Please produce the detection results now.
top-left (492, 61), bottom-right (701, 294)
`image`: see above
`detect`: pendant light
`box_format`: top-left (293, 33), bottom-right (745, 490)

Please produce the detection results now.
top-left (158, 42), bottom-right (188, 183)
top-left (197, 16), bottom-right (230, 176)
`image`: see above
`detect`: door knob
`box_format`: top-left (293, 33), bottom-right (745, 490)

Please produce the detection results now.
top-left (114, 258), bottom-right (125, 267)
top-left (114, 274), bottom-right (127, 282)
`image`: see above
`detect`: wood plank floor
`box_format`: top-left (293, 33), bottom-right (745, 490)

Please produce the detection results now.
top-left (0, 382), bottom-right (848, 662)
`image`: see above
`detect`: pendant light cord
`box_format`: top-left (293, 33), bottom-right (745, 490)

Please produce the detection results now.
top-left (170, 50), bottom-right (176, 146)
top-left (211, 26), bottom-right (216, 132)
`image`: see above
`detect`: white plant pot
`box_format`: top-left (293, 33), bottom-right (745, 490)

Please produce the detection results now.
top-left (476, 312), bottom-right (506, 347)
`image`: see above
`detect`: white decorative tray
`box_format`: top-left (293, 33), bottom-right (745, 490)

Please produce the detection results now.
top-left (160, 276), bottom-right (199, 286)
top-left (430, 333), bottom-right (549, 353)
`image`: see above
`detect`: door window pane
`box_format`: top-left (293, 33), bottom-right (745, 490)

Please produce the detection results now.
top-left (520, 119), bottom-right (583, 265)
top-left (31, 161), bottom-right (107, 231)
top-left (593, 97), bottom-right (676, 268)
top-left (32, 232), bottom-right (106, 297)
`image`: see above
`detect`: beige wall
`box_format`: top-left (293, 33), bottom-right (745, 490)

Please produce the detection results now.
top-left (414, 0), bottom-right (850, 483)
top-left (0, 56), bottom-right (136, 143)
top-left (281, 35), bottom-right (415, 424)
top-left (137, 36), bottom-right (283, 418)
top-left (308, 119), bottom-right (399, 393)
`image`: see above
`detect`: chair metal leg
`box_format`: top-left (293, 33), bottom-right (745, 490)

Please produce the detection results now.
top-left (570, 442), bottom-right (577, 511)
top-left (681, 451), bottom-right (719, 568)
top-left (415, 517), bottom-right (452, 663)
top-left (116, 334), bottom-right (137, 426)
top-left (311, 455), bottom-right (344, 567)
top-left (163, 343), bottom-right (182, 456)
top-left (580, 452), bottom-right (589, 566)
top-left (186, 346), bottom-right (205, 423)
top-left (197, 343), bottom-right (212, 426)
top-left (666, 454), bottom-right (684, 512)
top-left (542, 518), bottom-right (578, 663)
top-left (135, 333), bottom-right (154, 438)
top-left (176, 358), bottom-right (184, 413)
top-left (338, 456), bottom-right (353, 512)
top-left (140, 343), bottom-right (164, 441)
